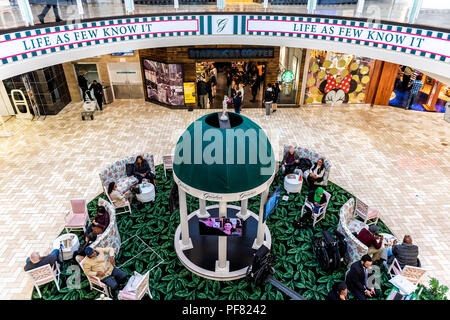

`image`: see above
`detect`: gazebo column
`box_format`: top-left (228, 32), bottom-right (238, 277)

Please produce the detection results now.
top-left (197, 199), bottom-right (210, 218)
top-left (178, 187), bottom-right (193, 250)
top-left (252, 188), bottom-right (270, 250)
top-left (236, 199), bottom-right (250, 221)
top-left (215, 201), bottom-right (229, 272)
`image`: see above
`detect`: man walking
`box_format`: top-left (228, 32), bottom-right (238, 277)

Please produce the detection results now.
top-left (406, 74), bottom-right (423, 110)
top-left (78, 71), bottom-right (92, 102)
top-left (38, 0), bottom-right (62, 24)
top-left (197, 77), bottom-right (209, 109)
top-left (263, 83), bottom-right (274, 117)
top-left (89, 80), bottom-right (103, 111)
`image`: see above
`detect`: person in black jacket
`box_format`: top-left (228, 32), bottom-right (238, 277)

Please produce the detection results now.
top-left (89, 80), bottom-right (103, 111)
top-left (24, 249), bottom-right (61, 272)
top-left (78, 71), bottom-right (93, 102)
top-left (346, 254), bottom-right (380, 300)
top-left (387, 235), bottom-right (420, 268)
top-left (134, 155), bottom-right (155, 185)
top-left (327, 282), bottom-right (348, 300)
top-left (197, 77), bottom-right (209, 109)
top-left (233, 91), bottom-right (242, 114)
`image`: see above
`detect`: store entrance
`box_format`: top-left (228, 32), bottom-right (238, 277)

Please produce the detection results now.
top-left (196, 61), bottom-right (265, 109)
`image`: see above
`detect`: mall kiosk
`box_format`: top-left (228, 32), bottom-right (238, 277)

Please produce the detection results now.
top-left (172, 111), bottom-right (276, 280)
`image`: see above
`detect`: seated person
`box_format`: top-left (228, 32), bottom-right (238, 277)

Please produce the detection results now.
top-left (327, 282), bottom-right (348, 301)
top-left (300, 187), bottom-right (327, 224)
top-left (108, 181), bottom-right (133, 207)
top-left (72, 232), bottom-right (97, 260)
top-left (282, 146), bottom-right (300, 174)
top-left (86, 206), bottom-right (110, 236)
top-left (306, 158), bottom-right (325, 188)
top-left (82, 247), bottom-right (127, 295)
top-left (346, 254), bottom-right (380, 300)
top-left (357, 225), bottom-right (384, 263)
top-left (387, 235), bottom-right (419, 268)
top-left (24, 249), bottom-right (61, 272)
top-left (134, 155), bottom-right (155, 185)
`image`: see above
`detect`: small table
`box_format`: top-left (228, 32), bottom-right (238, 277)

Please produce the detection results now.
top-left (284, 173), bottom-right (303, 194)
top-left (53, 233), bottom-right (80, 261)
top-left (136, 182), bottom-right (155, 203)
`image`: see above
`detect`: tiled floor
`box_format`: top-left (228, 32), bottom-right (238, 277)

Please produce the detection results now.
top-left (0, 100), bottom-right (449, 299)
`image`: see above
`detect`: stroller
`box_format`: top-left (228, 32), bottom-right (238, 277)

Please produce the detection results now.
top-left (312, 230), bottom-right (348, 271)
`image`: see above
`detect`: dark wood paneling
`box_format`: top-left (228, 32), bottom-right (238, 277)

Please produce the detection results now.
top-left (373, 61), bottom-right (398, 106)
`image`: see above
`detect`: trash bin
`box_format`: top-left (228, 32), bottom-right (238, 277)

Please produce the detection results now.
top-left (103, 86), bottom-right (113, 105)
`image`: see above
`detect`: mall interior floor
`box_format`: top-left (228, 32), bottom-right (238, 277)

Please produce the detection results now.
top-left (0, 100), bottom-right (449, 299)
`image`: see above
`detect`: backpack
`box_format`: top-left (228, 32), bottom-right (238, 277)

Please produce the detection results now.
top-left (298, 158), bottom-right (313, 172)
top-left (264, 89), bottom-right (273, 102)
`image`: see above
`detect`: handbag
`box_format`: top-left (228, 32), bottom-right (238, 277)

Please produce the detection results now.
top-left (92, 226), bottom-right (104, 235)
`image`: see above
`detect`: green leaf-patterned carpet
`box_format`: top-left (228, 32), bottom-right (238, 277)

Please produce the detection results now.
top-left (32, 164), bottom-right (394, 300)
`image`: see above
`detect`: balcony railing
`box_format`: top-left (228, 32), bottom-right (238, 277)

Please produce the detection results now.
top-left (1, 0), bottom-right (449, 32)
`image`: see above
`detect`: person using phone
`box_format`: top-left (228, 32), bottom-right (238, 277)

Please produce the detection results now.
top-left (346, 254), bottom-right (380, 300)
top-left (83, 247), bottom-right (127, 296)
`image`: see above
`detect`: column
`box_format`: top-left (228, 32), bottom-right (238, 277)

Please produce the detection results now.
top-left (197, 198), bottom-right (210, 218)
top-left (216, 201), bottom-right (229, 272)
top-left (17, 0), bottom-right (34, 26)
top-left (178, 187), bottom-right (193, 250)
top-left (236, 199), bottom-right (250, 221)
top-left (252, 188), bottom-right (269, 250)
top-left (76, 0), bottom-right (84, 18)
top-left (307, 0), bottom-right (317, 14)
top-left (355, 0), bottom-right (365, 17)
top-left (407, 0), bottom-right (423, 24)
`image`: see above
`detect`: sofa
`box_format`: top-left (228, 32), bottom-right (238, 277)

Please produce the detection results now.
top-left (336, 198), bottom-right (369, 263)
top-left (282, 146), bottom-right (331, 187)
top-left (90, 198), bottom-right (121, 255)
top-left (99, 153), bottom-right (155, 194)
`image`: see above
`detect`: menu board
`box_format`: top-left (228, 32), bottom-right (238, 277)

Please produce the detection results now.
top-left (183, 82), bottom-right (196, 104)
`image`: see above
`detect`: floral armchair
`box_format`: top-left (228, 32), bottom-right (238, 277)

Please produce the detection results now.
top-left (337, 198), bottom-right (369, 263)
top-left (282, 146), bottom-right (331, 187)
top-left (99, 153), bottom-right (155, 194)
top-left (90, 198), bottom-right (121, 256)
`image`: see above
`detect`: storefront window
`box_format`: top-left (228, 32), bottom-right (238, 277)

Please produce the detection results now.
top-left (304, 50), bottom-right (374, 105)
top-left (389, 66), bottom-right (448, 113)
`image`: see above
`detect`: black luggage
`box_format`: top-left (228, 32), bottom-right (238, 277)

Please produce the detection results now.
top-left (312, 230), bottom-right (346, 271)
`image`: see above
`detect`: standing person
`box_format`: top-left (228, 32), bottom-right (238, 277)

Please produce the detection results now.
top-left (197, 77), bottom-right (208, 109)
top-left (238, 83), bottom-right (245, 102)
top-left (77, 71), bottom-right (92, 102)
top-left (272, 82), bottom-right (280, 113)
top-left (250, 76), bottom-right (260, 102)
top-left (227, 80), bottom-right (237, 98)
top-left (210, 65), bottom-right (217, 97)
top-left (263, 83), bottom-right (274, 117)
top-left (346, 254), bottom-right (380, 300)
top-left (89, 80), bottom-right (103, 111)
top-left (233, 91), bottom-right (242, 114)
top-left (207, 78), bottom-right (213, 108)
top-left (38, 0), bottom-right (62, 24)
top-left (400, 66), bottom-right (413, 91)
top-left (406, 74), bottom-right (423, 110)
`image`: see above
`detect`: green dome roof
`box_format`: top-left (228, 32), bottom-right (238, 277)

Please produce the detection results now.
top-left (173, 112), bottom-right (275, 194)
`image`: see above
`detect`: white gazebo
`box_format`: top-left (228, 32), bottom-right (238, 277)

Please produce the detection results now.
top-left (172, 112), bottom-right (276, 280)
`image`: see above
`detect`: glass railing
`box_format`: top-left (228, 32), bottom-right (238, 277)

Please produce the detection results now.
top-left (1, 0), bottom-right (449, 32)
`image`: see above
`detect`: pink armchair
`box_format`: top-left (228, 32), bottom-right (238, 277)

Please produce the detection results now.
top-left (64, 199), bottom-right (90, 233)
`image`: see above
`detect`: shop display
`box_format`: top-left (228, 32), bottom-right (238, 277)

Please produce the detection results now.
top-left (389, 66), bottom-right (449, 113)
top-left (143, 59), bottom-right (184, 106)
top-left (304, 51), bottom-right (374, 105)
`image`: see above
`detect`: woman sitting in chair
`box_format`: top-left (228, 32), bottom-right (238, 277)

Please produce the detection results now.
top-left (306, 158), bottom-right (325, 188)
top-left (133, 155), bottom-right (155, 185)
top-left (108, 181), bottom-right (133, 207)
top-left (85, 206), bottom-right (110, 236)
